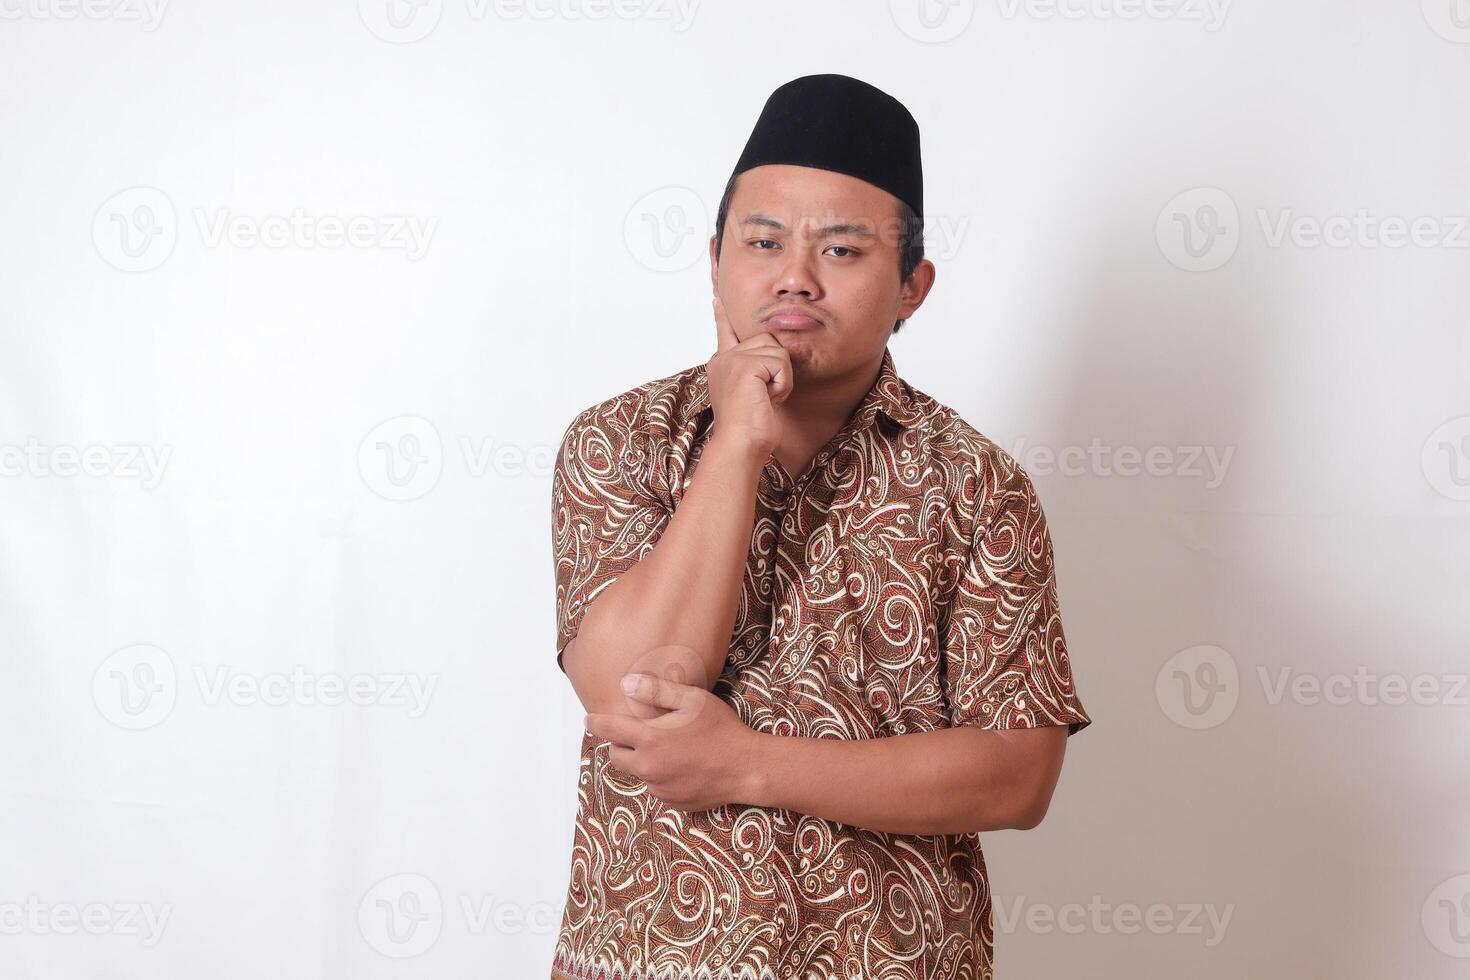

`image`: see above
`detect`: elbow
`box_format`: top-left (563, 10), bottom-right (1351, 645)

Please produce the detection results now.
top-left (560, 624), bottom-right (672, 719)
top-left (1011, 799), bottom-right (1049, 831)
top-left (997, 726), bottom-right (1069, 831)
top-left (559, 632), bottom-right (621, 716)
top-left (1008, 783), bottom-right (1057, 831)
top-left (956, 784), bottom-right (1051, 835)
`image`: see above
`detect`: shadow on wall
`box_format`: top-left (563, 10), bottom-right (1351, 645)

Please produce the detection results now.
top-left (992, 185), bottom-right (1427, 976)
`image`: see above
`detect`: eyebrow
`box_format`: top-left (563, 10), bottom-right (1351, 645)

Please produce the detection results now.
top-left (740, 213), bottom-right (877, 239)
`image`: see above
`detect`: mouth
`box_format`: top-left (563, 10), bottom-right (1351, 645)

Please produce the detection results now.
top-left (763, 307), bottom-right (825, 332)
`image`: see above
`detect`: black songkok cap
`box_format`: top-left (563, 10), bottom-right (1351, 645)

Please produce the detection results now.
top-left (729, 73), bottom-right (923, 218)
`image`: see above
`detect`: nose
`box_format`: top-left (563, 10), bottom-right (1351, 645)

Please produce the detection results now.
top-left (773, 247), bottom-right (821, 301)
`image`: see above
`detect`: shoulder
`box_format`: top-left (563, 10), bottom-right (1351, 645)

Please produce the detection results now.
top-left (902, 383), bottom-right (1032, 489)
top-left (893, 382), bottom-right (1046, 552)
top-left (556, 360), bottom-right (706, 474)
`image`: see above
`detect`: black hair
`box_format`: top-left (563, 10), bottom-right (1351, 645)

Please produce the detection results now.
top-left (712, 171), bottom-right (925, 334)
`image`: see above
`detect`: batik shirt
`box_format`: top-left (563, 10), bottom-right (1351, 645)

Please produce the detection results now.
top-left (549, 345), bottom-right (1090, 980)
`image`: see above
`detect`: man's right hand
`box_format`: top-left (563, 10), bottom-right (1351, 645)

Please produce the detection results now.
top-left (705, 294), bottom-right (793, 461)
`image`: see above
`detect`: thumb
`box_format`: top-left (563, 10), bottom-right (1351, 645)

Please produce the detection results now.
top-left (713, 294), bottom-right (739, 353)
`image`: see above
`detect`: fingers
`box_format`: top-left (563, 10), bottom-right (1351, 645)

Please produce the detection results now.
top-left (768, 361), bottom-right (792, 404)
top-left (736, 330), bottom-right (783, 349)
top-left (713, 297), bottom-right (787, 354)
top-left (743, 350), bottom-right (793, 404)
top-left (608, 743), bottom-right (637, 775)
top-left (585, 712), bottom-right (642, 749)
top-left (708, 296), bottom-right (793, 406)
top-left (623, 672), bottom-right (695, 711)
top-left (713, 294), bottom-right (739, 354)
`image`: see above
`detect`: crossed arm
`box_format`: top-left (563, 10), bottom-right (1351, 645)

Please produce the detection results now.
top-left (559, 427), bottom-right (1070, 836)
top-left (585, 675), bottom-right (1070, 834)
top-left (584, 670), bottom-right (1069, 835)
top-left (747, 720), bottom-right (1069, 835)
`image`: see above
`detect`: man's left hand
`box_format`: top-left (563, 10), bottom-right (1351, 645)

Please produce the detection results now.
top-left (584, 674), bottom-right (759, 813)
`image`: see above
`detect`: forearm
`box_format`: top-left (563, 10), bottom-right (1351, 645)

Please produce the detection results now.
top-left (741, 725), bottom-right (1065, 836)
top-left (564, 432), bottom-right (764, 716)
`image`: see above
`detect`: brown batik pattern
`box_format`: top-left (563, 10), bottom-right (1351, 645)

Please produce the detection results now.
top-left (550, 346), bottom-right (1090, 980)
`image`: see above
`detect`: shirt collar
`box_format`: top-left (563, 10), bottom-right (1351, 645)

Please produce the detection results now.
top-left (687, 345), bottom-right (922, 434)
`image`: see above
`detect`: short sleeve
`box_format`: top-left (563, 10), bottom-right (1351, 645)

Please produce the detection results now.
top-left (551, 410), bottom-right (672, 674)
top-left (941, 457), bottom-right (1091, 736)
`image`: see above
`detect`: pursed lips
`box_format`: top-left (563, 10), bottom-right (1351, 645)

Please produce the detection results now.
top-left (763, 307), bottom-right (824, 331)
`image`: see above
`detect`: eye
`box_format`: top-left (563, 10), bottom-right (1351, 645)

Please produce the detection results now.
top-left (752, 239), bottom-right (778, 250)
top-left (827, 245), bottom-right (858, 258)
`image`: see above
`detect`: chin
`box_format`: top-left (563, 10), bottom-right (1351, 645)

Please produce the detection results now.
top-left (774, 333), bottom-right (814, 357)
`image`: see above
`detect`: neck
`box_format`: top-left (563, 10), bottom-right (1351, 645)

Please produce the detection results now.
top-left (775, 350), bottom-right (884, 445)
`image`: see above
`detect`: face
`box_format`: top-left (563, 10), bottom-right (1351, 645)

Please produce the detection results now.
top-left (709, 164), bottom-right (934, 384)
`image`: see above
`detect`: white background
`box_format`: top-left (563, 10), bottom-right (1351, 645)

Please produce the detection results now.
top-left (2, 1), bottom-right (1468, 977)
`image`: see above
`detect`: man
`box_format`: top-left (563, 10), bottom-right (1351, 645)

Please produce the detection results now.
top-left (549, 73), bottom-right (1090, 980)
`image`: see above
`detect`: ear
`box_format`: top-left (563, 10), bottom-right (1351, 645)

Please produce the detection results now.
top-left (897, 258), bottom-right (937, 320)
